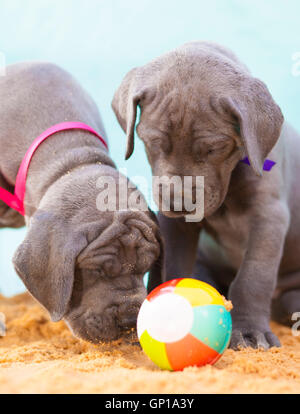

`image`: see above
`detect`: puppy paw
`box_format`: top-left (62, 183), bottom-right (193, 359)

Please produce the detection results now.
top-left (230, 328), bottom-right (281, 350)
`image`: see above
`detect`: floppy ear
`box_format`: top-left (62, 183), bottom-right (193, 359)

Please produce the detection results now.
top-left (220, 78), bottom-right (284, 176)
top-left (147, 210), bottom-right (165, 293)
top-left (112, 68), bottom-right (143, 160)
top-left (13, 212), bottom-right (87, 322)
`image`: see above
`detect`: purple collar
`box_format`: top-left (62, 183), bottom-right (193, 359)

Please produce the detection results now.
top-left (241, 157), bottom-right (276, 172)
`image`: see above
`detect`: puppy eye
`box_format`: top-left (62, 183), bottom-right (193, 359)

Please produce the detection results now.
top-left (101, 258), bottom-right (121, 278)
top-left (196, 147), bottom-right (217, 160)
top-left (103, 259), bottom-right (113, 273)
top-left (207, 144), bottom-right (229, 155)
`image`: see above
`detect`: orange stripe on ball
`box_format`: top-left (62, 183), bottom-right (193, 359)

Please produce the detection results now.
top-left (165, 333), bottom-right (220, 371)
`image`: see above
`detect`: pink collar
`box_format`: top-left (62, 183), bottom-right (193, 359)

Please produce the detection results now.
top-left (0, 122), bottom-right (108, 216)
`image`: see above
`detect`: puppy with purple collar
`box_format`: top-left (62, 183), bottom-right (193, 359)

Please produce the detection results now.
top-left (112, 41), bottom-right (300, 350)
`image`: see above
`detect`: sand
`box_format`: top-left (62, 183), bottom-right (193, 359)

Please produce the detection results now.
top-left (0, 293), bottom-right (300, 394)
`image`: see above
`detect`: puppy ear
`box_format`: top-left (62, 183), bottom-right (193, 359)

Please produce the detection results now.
top-left (220, 78), bottom-right (284, 176)
top-left (112, 68), bottom-right (143, 160)
top-left (13, 212), bottom-right (87, 322)
top-left (147, 210), bottom-right (165, 293)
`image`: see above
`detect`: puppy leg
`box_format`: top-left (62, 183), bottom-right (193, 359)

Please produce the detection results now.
top-left (193, 230), bottom-right (236, 295)
top-left (229, 202), bottom-right (289, 350)
top-left (272, 288), bottom-right (300, 327)
top-left (154, 212), bottom-right (201, 281)
top-left (193, 250), bottom-right (222, 290)
top-left (193, 248), bottom-right (233, 296)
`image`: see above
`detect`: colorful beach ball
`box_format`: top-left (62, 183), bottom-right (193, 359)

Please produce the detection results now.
top-left (137, 278), bottom-right (232, 371)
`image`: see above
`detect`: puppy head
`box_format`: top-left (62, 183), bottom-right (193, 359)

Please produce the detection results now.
top-left (13, 166), bottom-right (163, 343)
top-left (112, 42), bottom-right (284, 218)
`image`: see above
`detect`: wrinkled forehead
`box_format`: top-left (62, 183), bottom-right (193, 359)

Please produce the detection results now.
top-left (139, 89), bottom-right (233, 140)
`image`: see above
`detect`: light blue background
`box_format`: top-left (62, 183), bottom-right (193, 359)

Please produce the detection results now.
top-left (0, 0), bottom-right (300, 296)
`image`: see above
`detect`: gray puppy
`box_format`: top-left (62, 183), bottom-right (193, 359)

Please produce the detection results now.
top-left (112, 41), bottom-right (300, 349)
top-left (0, 62), bottom-right (163, 343)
